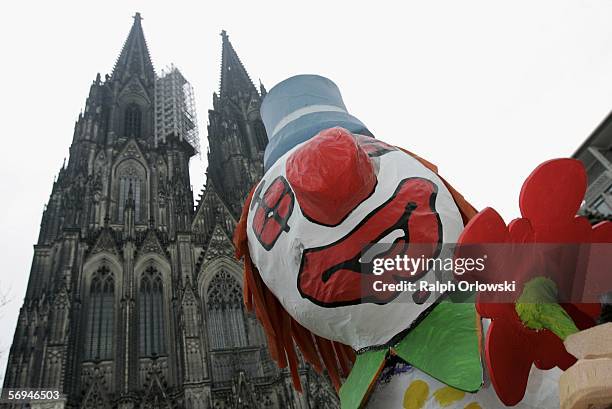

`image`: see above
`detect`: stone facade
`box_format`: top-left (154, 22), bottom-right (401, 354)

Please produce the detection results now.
top-left (2, 14), bottom-right (338, 409)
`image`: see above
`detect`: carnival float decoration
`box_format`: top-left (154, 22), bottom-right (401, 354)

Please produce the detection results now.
top-left (233, 74), bottom-right (612, 408)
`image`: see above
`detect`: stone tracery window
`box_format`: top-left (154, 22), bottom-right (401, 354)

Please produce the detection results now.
top-left (206, 270), bottom-right (248, 349)
top-left (139, 266), bottom-right (166, 357)
top-left (84, 266), bottom-right (114, 361)
top-left (253, 120), bottom-right (268, 151)
top-left (124, 103), bottom-right (142, 137)
top-left (116, 162), bottom-right (146, 223)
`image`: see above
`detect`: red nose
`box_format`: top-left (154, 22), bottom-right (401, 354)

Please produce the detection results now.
top-left (286, 127), bottom-right (377, 226)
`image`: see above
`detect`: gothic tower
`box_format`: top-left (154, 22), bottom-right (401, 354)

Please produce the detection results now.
top-left (3, 14), bottom-right (338, 409)
top-left (191, 31), bottom-right (339, 408)
top-left (203, 30), bottom-right (268, 215)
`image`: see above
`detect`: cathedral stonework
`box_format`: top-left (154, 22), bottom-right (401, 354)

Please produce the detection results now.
top-left (2, 14), bottom-right (338, 409)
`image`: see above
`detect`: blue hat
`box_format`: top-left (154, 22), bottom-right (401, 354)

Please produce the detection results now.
top-left (261, 74), bottom-right (372, 171)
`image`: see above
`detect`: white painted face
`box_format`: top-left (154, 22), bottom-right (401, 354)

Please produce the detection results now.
top-left (246, 130), bottom-right (464, 350)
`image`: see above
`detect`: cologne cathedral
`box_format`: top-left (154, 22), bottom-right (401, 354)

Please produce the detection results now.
top-left (2, 14), bottom-right (338, 409)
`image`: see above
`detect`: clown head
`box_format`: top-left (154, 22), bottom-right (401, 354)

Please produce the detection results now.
top-left (242, 75), bottom-right (465, 351)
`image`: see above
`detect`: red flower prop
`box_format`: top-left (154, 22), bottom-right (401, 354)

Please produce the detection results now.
top-left (456, 159), bottom-right (611, 406)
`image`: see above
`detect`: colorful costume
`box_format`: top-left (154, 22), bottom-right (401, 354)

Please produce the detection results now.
top-left (233, 75), bottom-right (612, 408)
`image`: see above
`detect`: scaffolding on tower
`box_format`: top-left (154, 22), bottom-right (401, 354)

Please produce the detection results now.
top-left (154, 64), bottom-right (200, 155)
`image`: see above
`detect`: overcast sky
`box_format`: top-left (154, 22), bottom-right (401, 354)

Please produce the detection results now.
top-left (2, 0), bottom-right (612, 382)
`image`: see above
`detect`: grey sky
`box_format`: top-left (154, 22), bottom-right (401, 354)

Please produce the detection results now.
top-left (2, 0), bottom-right (612, 381)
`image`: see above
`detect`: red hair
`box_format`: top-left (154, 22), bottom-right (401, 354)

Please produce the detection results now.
top-left (233, 185), bottom-right (355, 392)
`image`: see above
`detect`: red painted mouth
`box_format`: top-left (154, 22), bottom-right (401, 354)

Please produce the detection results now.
top-left (297, 177), bottom-right (443, 307)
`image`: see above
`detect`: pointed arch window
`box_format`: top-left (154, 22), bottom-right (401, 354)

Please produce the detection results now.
top-left (253, 120), bottom-right (268, 151)
top-left (139, 266), bottom-right (166, 356)
top-left (85, 266), bottom-right (114, 361)
top-left (116, 162), bottom-right (146, 223)
top-left (118, 177), bottom-right (142, 222)
top-left (124, 103), bottom-right (142, 138)
top-left (206, 270), bottom-right (248, 349)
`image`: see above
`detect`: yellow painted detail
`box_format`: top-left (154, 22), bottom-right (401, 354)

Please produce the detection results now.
top-left (464, 403), bottom-right (482, 409)
top-left (433, 386), bottom-right (466, 407)
top-left (403, 380), bottom-right (430, 409)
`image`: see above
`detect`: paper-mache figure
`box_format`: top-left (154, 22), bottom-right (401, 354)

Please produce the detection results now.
top-left (233, 74), bottom-right (612, 408)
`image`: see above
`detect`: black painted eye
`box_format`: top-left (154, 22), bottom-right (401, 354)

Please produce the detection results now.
top-left (251, 177), bottom-right (295, 251)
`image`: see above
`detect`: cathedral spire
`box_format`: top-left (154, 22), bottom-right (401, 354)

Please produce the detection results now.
top-left (219, 30), bottom-right (258, 100)
top-left (112, 12), bottom-right (155, 83)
